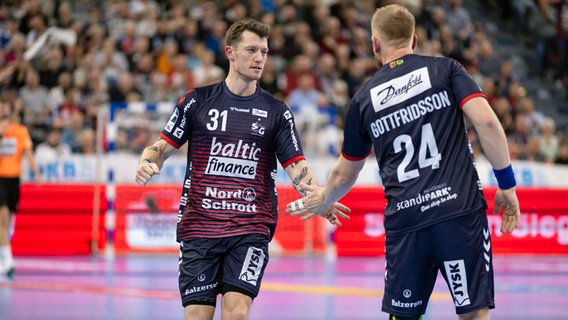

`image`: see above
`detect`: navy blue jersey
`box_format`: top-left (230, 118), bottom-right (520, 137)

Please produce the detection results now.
top-left (160, 81), bottom-right (304, 241)
top-left (343, 54), bottom-right (487, 234)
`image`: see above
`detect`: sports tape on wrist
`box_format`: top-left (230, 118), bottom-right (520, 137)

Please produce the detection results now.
top-left (493, 164), bottom-right (516, 189)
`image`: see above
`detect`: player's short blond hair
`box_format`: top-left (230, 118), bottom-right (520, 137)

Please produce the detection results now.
top-left (371, 4), bottom-right (415, 49)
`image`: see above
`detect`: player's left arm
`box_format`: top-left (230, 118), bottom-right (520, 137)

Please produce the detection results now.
top-left (463, 96), bottom-right (521, 233)
top-left (284, 159), bottom-right (350, 226)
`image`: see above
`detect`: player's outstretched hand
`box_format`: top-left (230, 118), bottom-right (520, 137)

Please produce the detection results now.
top-left (494, 187), bottom-right (521, 234)
top-left (286, 183), bottom-right (350, 226)
top-left (135, 161), bottom-right (160, 186)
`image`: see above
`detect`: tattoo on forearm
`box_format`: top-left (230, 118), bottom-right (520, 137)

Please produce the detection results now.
top-left (293, 167), bottom-right (308, 186)
top-left (146, 146), bottom-right (159, 152)
top-left (293, 167), bottom-right (313, 196)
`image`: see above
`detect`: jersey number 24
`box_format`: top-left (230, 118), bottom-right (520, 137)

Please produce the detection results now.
top-left (393, 123), bottom-right (441, 183)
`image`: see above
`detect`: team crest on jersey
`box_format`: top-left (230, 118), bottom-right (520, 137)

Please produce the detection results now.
top-left (243, 187), bottom-right (256, 202)
top-left (251, 120), bottom-right (265, 137)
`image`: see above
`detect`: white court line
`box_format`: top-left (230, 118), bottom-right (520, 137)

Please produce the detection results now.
top-left (14, 258), bottom-right (105, 272)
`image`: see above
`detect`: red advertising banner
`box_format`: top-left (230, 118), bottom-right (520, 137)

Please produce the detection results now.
top-left (331, 187), bottom-right (568, 256)
top-left (13, 184), bottom-right (568, 256)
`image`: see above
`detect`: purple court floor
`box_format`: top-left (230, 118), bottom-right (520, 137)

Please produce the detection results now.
top-left (1, 254), bottom-right (567, 319)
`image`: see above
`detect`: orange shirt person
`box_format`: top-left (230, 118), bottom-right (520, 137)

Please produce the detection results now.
top-left (0, 98), bottom-right (41, 279)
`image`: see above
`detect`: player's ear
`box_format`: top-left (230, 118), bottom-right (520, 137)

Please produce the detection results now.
top-left (411, 33), bottom-right (418, 50)
top-left (372, 35), bottom-right (380, 56)
top-left (226, 45), bottom-right (235, 61)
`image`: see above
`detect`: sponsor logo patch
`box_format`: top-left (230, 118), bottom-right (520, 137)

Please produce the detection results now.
top-left (371, 67), bottom-right (432, 112)
top-left (444, 259), bottom-right (471, 307)
top-left (239, 247), bottom-right (265, 286)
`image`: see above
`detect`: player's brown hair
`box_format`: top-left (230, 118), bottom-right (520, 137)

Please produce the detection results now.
top-left (225, 19), bottom-right (270, 47)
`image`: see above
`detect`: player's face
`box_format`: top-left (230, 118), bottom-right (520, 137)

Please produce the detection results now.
top-left (230, 31), bottom-right (268, 81)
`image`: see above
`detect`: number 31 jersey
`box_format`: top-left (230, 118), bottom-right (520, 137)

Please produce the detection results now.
top-left (343, 54), bottom-right (488, 235)
top-left (160, 81), bottom-right (304, 241)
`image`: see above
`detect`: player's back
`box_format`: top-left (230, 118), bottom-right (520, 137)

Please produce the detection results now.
top-left (347, 54), bottom-right (487, 234)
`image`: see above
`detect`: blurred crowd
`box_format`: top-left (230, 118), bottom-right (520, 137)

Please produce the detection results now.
top-left (0, 0), bottom-right (567, 164)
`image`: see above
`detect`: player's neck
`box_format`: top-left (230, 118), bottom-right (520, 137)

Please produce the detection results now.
top-left (224, 75), bottom-right (257, 97)
top-left (382, 47), bottom-right (413, 66)
top-left (225, 79), bottom-right (256, 97)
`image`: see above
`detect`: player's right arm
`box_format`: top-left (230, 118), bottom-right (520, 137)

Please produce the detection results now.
top-left (135, 138), bottom-right (177, 186)
top-left (287, 155), bottom-right (364, 221)
top-left (462, 96), bottom-right (520, 233)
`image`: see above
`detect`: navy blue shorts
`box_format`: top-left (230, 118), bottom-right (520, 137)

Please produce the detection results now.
top-left (178, 233), bottom-right (269, 307)
top-left (382, 210), bottom-right (495, 317)
top-left (0, 178), bottom-right (20, 213)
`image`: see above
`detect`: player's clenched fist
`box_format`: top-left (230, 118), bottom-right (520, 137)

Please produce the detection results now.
top-left (135, 161), bottom-right (160, 186)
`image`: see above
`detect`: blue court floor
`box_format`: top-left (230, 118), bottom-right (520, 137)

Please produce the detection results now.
top-left (1, 253), bottom-right (567, 319)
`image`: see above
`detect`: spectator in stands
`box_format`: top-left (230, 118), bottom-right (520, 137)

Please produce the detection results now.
top-left (281, 54), bottom-right (319, 96)
top-left (517, 97), bottom-right (545, 135)
top-left (507, 113), bottom-right (533, 160)
top-left (495, 60), bottom-right (520, 97)
top-left (476, 38), bottom-right (502, 80)
top-left (54, 87), bottom-right (83, 128)
top-left (60, 110), bottom-right (88, 153)
top-left (288, 73), bottom-right (328, 156)
top-left (47, 71), bottom-right (75, 112)
top-left (169, 53), bottom-right (195, 98)
top-left (36, 45), bottom-right (71, 89)
top-left (258, 56), bottom-right (281, 96)
top-left (155, 38), bottom-right (179, 76)
top-left (0, 96), bottom-right (41, 279)
top-left (555, 141), bottom-right (568, 164)
top-left (92, 37), bottom-right (129, 86)
top-left (34, 126), bottom-right (71, 161)
top-left (319, 15), bottom-right (349, 56)
top-left (108, 72), bottom-right (142, 103)
top-left (530, 0), bottom-right (557, 78)
top-left (537, 117), bottom-right (560, 163)
top-left (553, 0), bottom-right (568, 85)
top-left (74, 127), bottom-right (96, 154)
top-left (192, 49), bottom-right (225, 87)
top-left (517, 135), bottom-right (546, 161)
top-left (24, 13), bottom-right (48, 50)
top-left (445, 0), bottom-right (473, 39)
top-left (342, 57), bottom-right (369, 98)
top-left (19, 68), bottom-right (51, 146)
top-left (491, 97), bottom-right (515, 134)
top-left (511, 0), bottom-right (536, 35)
